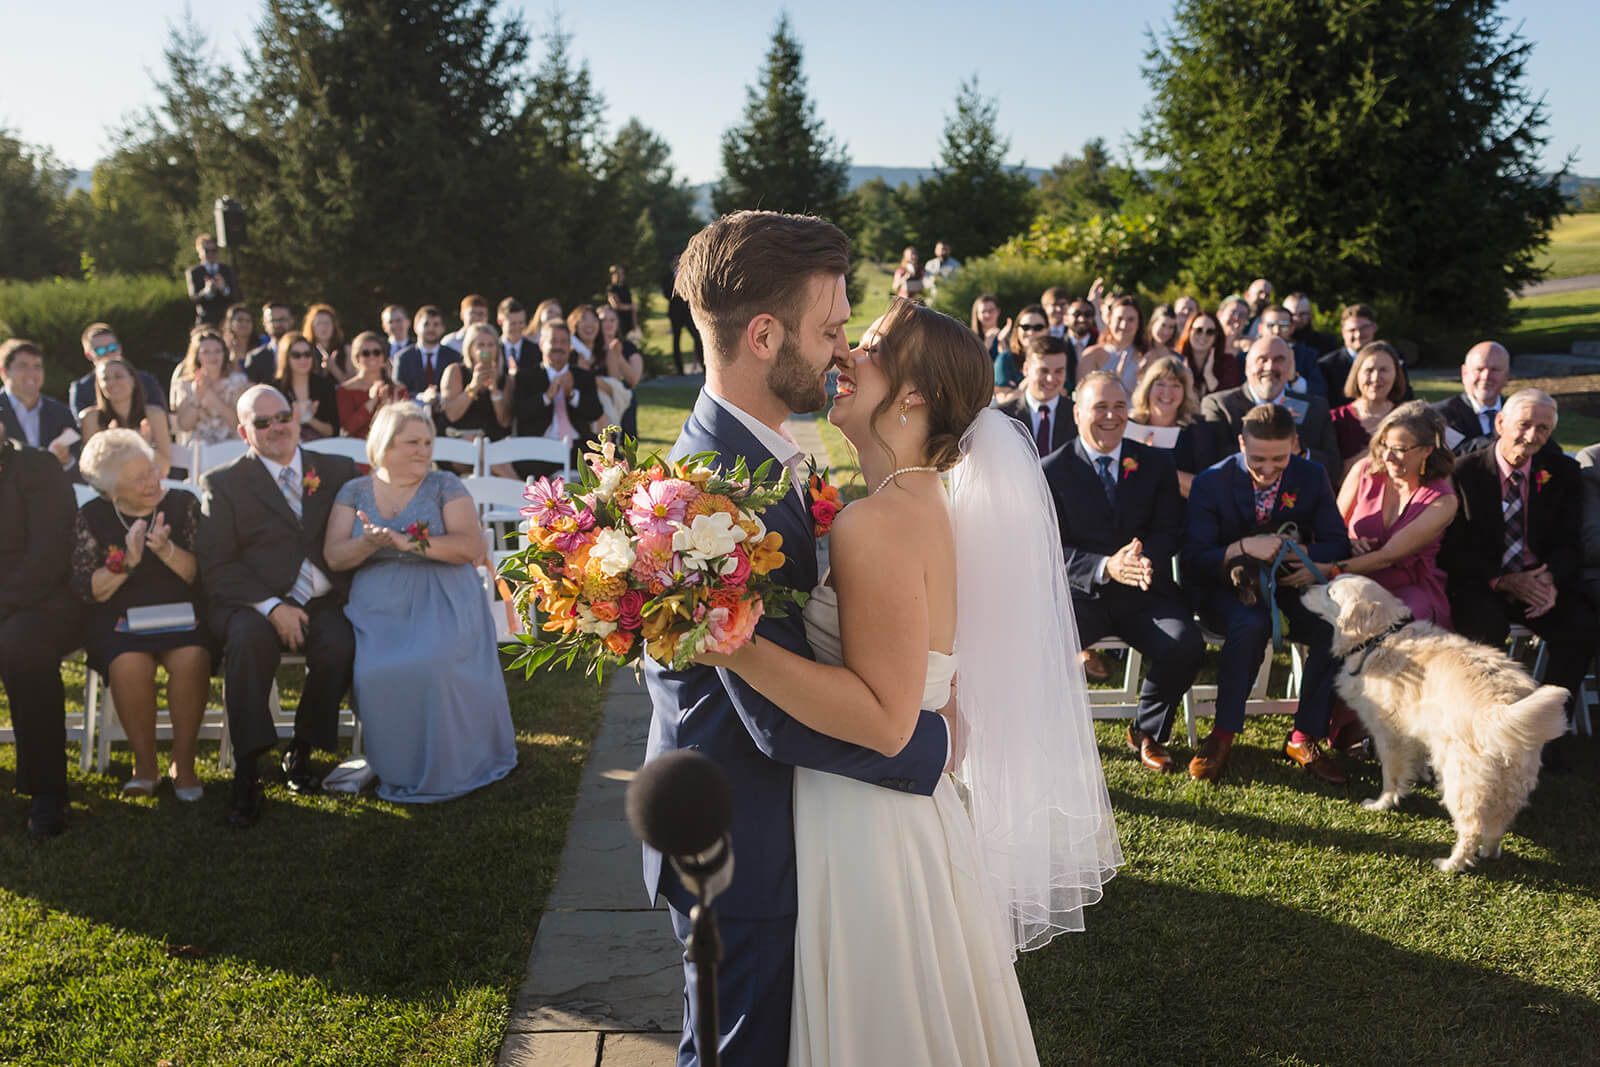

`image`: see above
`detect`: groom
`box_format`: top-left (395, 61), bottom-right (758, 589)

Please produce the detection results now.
top-left (643, 211), bottom-right (952, 1066)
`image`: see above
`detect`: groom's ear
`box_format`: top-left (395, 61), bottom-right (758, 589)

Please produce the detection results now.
top-left (745, 313), bottom-right (781, 365)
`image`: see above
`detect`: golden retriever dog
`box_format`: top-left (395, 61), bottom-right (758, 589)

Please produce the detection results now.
top-left (1302, 576), bottom-right (1568, 873)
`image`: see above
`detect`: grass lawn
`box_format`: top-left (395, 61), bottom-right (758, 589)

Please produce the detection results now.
top-left (0, 662), bottom-right (607, 1066)
top-left (1504, 286), bottom-right (1600, 357)
top-left (1535, 214), bottom-right (1600, 279)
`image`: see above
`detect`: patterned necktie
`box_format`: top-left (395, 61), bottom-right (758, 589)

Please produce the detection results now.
top-left (277, 465), bottom-right (303, 519)
top-left (1094, 455), bottom-right (1116, 504)
top-left (1501, 469), bottom-right (1527, 572)
top-left (1035, 404), bottom-right (1051, 456)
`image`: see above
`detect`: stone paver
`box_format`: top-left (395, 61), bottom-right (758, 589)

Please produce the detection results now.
top-left (499, 673), bottom-right (680, 1066)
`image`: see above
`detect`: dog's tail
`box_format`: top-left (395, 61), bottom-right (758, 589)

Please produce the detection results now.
top-left (1488, 684), bottom-right (1570, 755)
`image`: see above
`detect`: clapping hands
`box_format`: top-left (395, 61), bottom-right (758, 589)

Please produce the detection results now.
top-left (1499, 565), bottom-right (1557, 618)
top-left (1107, 538), bottom-right (1154, 590)
top-left (356, 510), bottom-right (409, 552)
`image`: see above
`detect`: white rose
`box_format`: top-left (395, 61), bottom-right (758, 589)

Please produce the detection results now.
top-left (590, 527), bottom-right (636, 578)
top-left (596, 465), bottom-right (625, 500)
top-left (671, 512), bottom-right (748, 567)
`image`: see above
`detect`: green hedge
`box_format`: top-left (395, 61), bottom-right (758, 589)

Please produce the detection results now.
top-left (0, 274), bottom-right (193, 399)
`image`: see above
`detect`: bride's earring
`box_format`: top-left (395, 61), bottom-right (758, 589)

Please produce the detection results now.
top-left (899, 400), bottom-right (909, 426)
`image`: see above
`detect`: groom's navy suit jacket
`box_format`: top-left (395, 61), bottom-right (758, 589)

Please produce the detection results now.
top-left (642, 390), bottom-right (948, 921)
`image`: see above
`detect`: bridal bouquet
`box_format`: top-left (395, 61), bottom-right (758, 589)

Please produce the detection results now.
top-left (501, 430), bottom-right (806, 677)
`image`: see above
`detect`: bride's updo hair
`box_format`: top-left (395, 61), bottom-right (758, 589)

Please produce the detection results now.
top-left (870, 296), bottom-right (992, 471)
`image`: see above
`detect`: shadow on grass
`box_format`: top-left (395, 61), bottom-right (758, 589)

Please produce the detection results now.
top-left (0, 670), bottom-right (606, 1009)
top-left (1018, 875), bottom-right (1600, 1066)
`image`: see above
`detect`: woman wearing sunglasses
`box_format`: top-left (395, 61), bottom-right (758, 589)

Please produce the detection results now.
top-left (1178, 311), bottom-right (1237, 398)
top-left (992, 304), bottom-right (1050, 403)
top-left (273, 331), bottom-right (338, 440)
top-left (337, 330), bottom-right (409, 438)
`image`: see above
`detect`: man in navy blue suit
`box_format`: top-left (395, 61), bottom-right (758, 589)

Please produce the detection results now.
top-left (1182, 403), bottom-right (1350, 783)
top-left (643, 211), bottom-right (949, 1067)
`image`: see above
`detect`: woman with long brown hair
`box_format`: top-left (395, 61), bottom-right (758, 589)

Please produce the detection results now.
top-left (273, 330), bottom-right (339, 440)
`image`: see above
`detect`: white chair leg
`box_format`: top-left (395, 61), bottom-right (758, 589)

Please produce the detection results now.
top-left (96, 677), bottom-right (116, 775)
top-left (1183, 690), bottom-right (1198, 749)
top-left (81, 671), bottom-right (99, 776)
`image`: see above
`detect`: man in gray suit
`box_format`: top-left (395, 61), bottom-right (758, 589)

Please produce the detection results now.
top-left (1201, 335), bottom-right (1339, 474)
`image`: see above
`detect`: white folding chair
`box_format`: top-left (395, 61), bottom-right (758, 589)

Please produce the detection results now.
top-left (73, 483), bottom-right (99, 508)
top-left (159, 479), bottom-right (200, 498)
top-left (431, 434), bottom-right (483, 473)
top-left (303, 437), bottom-right (372, 464)
top-left (1086, 639), bottom-right (1197, 745)
top-left (215, 656), bottom-right (363, 773)
top-left (166, 441), bottom-right (198, 481)
top-left (197, 438), bottom-right (248, 474)
top-left (462, 475), bottom-right (531, 549)
top-left (483, 435), bottom-right (576, 480)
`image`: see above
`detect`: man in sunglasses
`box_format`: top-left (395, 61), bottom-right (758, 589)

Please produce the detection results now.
top-left (197, 384), bottom-right (359, 828)
top-left (68, 323), bottom-right (170, 419)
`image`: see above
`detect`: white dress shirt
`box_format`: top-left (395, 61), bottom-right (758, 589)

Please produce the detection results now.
top-left (3, 387), bottom-right (42, 446)
top-left (705, 387), bottom-right (807, 496)
top-left (251, 448), bottom-right (333, 616)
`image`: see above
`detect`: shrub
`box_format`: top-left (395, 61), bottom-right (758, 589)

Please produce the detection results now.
top-left (0, 273), bottom-right (192, 399)
top-left (928, 254), bottom-right (1095, 323)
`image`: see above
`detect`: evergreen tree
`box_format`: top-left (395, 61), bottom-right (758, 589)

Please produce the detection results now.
top-left (230, 0), bottom-right (530, 312)
top-left (712, 15), bottom-right (854, 243)
top-left (901, 78), bottom-right (1034, 262)
top-left (1139, 0), bottom-right (1565, 337)
top-left (599, 119), bottom-right (702, 297)
top-left (850, 177), bottom-right (912, 262)
top-left (0, 130), bottom-right (77, 280)
top-left (1035, 139), bottom-right (1149, 225)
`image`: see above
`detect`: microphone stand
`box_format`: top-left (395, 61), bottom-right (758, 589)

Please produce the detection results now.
top-left (673, 834), bottom-right (733, 1067)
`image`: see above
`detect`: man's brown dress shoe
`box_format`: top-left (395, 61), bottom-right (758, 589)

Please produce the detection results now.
top-left (1081, 649), bottom-right (1111, 682)
top-left (1126, 727), bottom-right (1174, 773)
top-left (1188, 732), bottom-right (1233, 780)
top-left (1283, 734), bottom-right (1348, 784)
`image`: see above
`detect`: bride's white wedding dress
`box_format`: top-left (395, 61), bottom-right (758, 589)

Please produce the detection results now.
top-left (789, 583), bottom-right (1041, 1067)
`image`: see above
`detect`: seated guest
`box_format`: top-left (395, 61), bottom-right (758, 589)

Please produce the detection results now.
top-left (1329, 403), bottom-right (1458, 624)
top-left (1063, 298), bottom-right (1099, 363)
top-left (304, 303), bottom-right (352, 384)
top-left (441, 323), bottom-right (514, 473)
top-left (324, 402), bottom-right (517, 802)
top-left (0, 436), bottom-right (82, 837)
top-left (1433, 341), bottom-right (1510, 455)
top-left (498, 298), bottom-right (537, 370)
top-left (197, 385), bottom-right (359, 828)
top-left (512, 320), bottom-right (602, 473)
top-left (69, 323), bottom-right (169, 419)
top-left (1, 339), bottom-right (78, 468)
top-left (79, 358), bottom-right (173, 477)
top-left (442, 293), bottom-right (491, 354)
top-left (1319, 303), bottom-right (1376, 400)
top-left (337, 331), bottom-right (409, 439)
top-left (1178, 310), bottom-right (1237, 397)
top-left (1285, 292), bottom-right (1336, 357)
top-left (72, 429), bottom-right (212, 799)
top-left (169, 328), bottom-right (249, 447)
top-left (1217, 296), bottom-right (1253, 366)
top-left (394, 305), bottom-right (461, 413)
top-left (1128, 355), bottom-right (1211, 498)
top-left (992, 304), bottom-right (1049, 402)
top-left (1328, 341), bottom-right (1408, 478)
top-left (222, 303), bottom-right (257, 369)
top-left (272, 331), bottom-right (338, 441)
top-left (1042, 286), bottom-right (1071, 338)
top-left (969, 293), bottom-right (1005, 364)
top-left (998, 334), bottom-right (1076, 455)
top-left (1181, 404), bottom-right (1350, 783)
top-left (382, 303), bottom-right (412, 358)
top-left (1200, 336), bottom-right (1339, 473)
top-left (1145, 304), bottom-right (1180, 364)
top-left (1257, 304), bottom-right (1325, 398)
top-left (1042, 372), bottom-right (1204, 772)
top-left (568, 304), bottom-right (603, 367)
top-left (245, 303), bottom-right (294, 384)
top-left (1078, 297), bottom-right (1149, 394)
top-left (1173, 294), bottom-right (1200, 339)
top-left (1440, 389), bottom-right (1596, 738)
top-left (596, 305), bottom-right (644, 441)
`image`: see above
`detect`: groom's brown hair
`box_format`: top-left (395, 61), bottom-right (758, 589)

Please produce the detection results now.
top-left (674, 211), bottom-right (849, 363)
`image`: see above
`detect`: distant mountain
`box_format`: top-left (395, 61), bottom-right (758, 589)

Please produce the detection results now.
top-left (689, 163), bottom-right (1051, 219)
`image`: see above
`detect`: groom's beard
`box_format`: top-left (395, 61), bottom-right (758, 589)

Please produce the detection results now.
top-left (768, 331), bottom-right (827, 414)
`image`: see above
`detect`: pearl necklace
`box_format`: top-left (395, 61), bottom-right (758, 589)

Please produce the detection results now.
top-left (873, 465), bottom-right (938, 495)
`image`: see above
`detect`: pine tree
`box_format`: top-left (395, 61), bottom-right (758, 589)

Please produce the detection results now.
top-left (712, 15), bottom-right (853, 230)
top-left (900, 79), bottom-right (1034, 262)
top-left (1138, 0), bottom-right (1565, 339)
top-left (0, 131), bottom-right (78, 279)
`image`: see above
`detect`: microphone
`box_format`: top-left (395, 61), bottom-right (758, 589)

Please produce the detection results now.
top-left (627, 750), bottom-right (735, 904)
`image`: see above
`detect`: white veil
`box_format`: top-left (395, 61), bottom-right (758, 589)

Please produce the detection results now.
top-left (947, 407), bottom-right (1123, 959)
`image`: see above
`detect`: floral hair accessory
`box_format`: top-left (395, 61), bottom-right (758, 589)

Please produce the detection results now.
top-left (105, 546), bottom-right (127, 574)
top-left (405, 520), bottom-right (431, 554)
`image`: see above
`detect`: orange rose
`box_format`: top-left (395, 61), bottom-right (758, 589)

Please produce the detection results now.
top-left (591, 600), bottom-right (621, 622)
top-left (604, 630), bottom-right (634, 656)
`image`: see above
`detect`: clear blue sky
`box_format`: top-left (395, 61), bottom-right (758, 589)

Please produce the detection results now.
top-left (5, 0), bottom-right (1595, 185)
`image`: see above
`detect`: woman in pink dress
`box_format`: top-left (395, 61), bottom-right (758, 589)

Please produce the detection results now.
top-left (1312, 402), bottom-right (1458, 753)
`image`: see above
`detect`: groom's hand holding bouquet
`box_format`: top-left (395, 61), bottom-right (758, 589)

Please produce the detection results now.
top-left (502, 429), bottom-right (808, 677)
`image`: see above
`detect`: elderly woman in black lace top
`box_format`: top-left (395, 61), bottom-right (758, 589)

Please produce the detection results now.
top-left (72, 428), bottom-right (212, 799)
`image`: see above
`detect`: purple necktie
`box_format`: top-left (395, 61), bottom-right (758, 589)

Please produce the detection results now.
top-left (1035, 405), bottom-right (1051, 455)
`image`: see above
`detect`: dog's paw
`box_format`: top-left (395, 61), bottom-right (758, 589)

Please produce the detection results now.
top-left (1361, 795), bottom-right (1398, 811)
top-left (1477, 843), bottom-right (1504, 861)
top-left (1433, 856), bottom-right (1469, 874)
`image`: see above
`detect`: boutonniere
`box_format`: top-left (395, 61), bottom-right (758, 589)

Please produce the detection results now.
top-left (405, 520), bottom-right (431, 554)
top-left (807, 460), bottom-right (842, 538)
top-left (1280, 491), bottom-right (1299, 510)
top-left (1121, 456), bottom-right (1139, 477)
top-left (105, 546), bottom-right (127, 574)
top-left (301, 468), bottom-right (321, 495)
top-left (1535, 469), bottom-right (1552, 491)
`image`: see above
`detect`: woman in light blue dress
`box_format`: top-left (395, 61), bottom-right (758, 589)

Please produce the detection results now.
top-left (323, 401), bottom-right (516, 802)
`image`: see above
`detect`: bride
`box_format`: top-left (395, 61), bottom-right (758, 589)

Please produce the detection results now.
top-left (699, 297), bottom-right (1122, 1065)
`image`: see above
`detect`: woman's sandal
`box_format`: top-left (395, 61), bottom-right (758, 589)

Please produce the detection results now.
top-left (166, 765), bottom-right (204, 803)
top-left (121, 777), bottom-right (157, 798)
